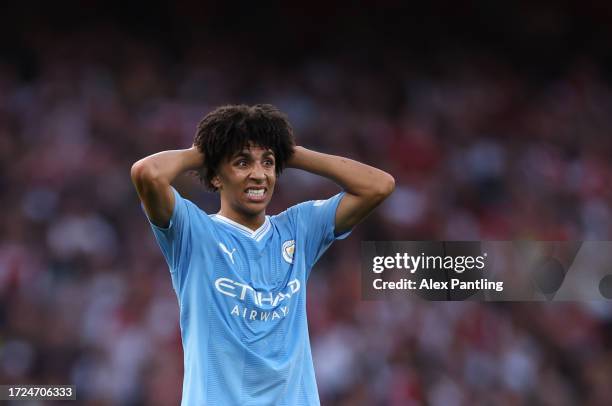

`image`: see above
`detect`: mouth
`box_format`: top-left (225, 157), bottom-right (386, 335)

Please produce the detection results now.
top-left (244, 187), bottom-right (267, 202)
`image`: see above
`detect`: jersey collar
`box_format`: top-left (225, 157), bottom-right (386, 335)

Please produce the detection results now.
top-left (210, 214), bottom-right (271, 241)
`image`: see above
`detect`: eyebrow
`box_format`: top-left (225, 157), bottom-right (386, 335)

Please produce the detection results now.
top-left (232, 152), bottom-right (250, 159)
top-left (231, 150), bottom-right (275, 159)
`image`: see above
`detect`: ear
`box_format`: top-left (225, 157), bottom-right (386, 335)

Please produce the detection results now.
top-left (211, 174), bottom-right (222, 190)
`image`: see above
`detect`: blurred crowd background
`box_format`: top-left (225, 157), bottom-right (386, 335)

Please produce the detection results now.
top-left (2, 1), bottom-right (612, 405)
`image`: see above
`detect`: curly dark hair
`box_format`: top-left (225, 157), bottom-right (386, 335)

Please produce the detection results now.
top-left (193, 104), bottom-right (295, 191)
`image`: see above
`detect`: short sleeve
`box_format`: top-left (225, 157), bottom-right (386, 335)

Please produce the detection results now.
top-left (143, 186), bottom-right (192, 274)
top-left (289, 192), bottom-right (351, 269)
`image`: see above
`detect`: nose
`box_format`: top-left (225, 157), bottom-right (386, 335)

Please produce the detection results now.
top-left (249, 162), bottom-right (266, 182)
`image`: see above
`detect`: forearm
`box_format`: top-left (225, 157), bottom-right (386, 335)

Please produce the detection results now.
top-left (131, 147), bottom-right (204, 185)
top-left (288, 146), bottom-right (394, 198)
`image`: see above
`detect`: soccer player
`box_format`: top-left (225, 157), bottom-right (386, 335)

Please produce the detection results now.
top-left (130, 104), bottom-right (394, 405)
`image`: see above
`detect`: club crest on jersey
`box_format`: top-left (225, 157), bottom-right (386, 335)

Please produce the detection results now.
top-left (282, 240), bottom-right (295, 264)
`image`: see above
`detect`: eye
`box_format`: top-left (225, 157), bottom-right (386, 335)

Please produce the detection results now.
top-left (263, 159), bottom-right (275, 167)
top-left (235, 159), bottom-right (248, 168)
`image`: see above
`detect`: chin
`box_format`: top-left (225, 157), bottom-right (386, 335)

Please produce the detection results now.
top-left (239, 200), bottom-right (270, 216)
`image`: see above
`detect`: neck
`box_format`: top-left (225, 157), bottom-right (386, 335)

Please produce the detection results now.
top-left (217, 207), bottom-right (266, 232)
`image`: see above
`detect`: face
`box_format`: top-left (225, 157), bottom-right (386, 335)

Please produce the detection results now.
top-left (212, 145), bottom-right (276, 218)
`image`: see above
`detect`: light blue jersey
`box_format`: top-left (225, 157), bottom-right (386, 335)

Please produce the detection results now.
top-left (145, 187), bottom-right (350, 405)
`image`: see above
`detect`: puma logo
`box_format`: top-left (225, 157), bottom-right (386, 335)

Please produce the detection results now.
top-left (219, 242), bottom-right (236, 264)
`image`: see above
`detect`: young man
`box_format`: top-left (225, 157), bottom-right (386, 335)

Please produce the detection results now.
top-left (131, 104), bottom-right (394, 405)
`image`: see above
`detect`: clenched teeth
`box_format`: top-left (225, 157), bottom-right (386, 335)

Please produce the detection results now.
top-left (246, 189), bottom-right (265, 197)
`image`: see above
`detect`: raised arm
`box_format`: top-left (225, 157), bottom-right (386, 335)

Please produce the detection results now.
top-left (130, 147), bottom-right (204, 228)
top-left (287, 146), bottom-right (395, 235)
